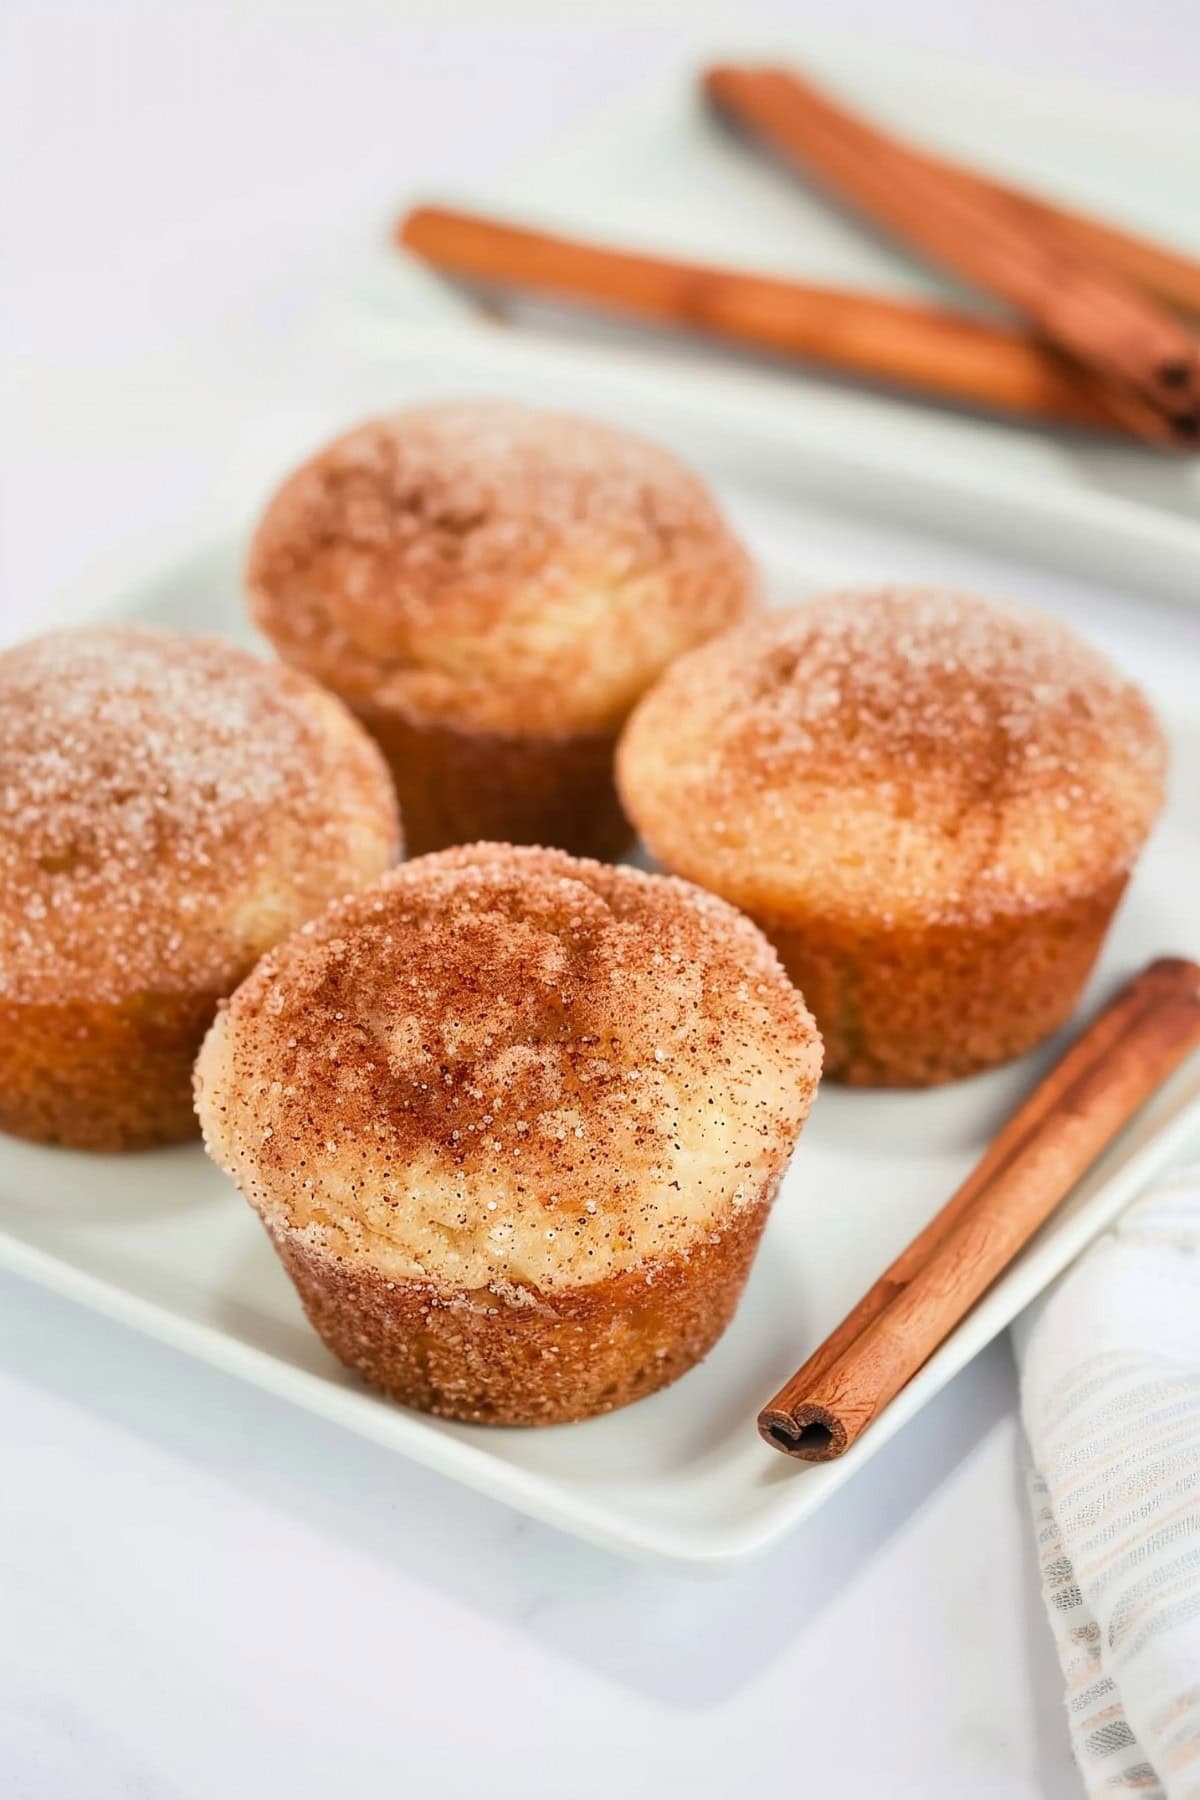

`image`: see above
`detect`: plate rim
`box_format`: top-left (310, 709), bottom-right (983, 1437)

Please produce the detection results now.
top-left (3, 1062), bottom-right (1200, 1571)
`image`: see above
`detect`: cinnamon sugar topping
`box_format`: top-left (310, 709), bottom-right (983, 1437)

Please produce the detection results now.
top-left (195, 845), bottom-right (821, 1292)
top-left (617, 587), bottom-right (1166, 927)
top-left (0, 625), bottom-right (400, 1003)
top-left (247, 401), bottom-right (757, 736)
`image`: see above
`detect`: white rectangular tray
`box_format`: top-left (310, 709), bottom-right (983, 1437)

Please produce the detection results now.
top-left (4, 340), bottom-right (1200, 1568)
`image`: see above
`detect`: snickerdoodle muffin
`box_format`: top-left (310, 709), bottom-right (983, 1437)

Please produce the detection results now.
top-left (617, 588), bottom-right (1166, 1086)
top-left (246, 400), bottom-right (757, 858)
top-left (0, 625), bottom-right (401, 1150)
top-left (195, 844), bottom-right (821, 1424)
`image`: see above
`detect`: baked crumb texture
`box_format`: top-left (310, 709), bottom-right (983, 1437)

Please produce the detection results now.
top-left (617, 587), bottom-right (1166, 1085)
top-left (246, 400), bottom-right (757, 856)
top-left (195, 844), bottom-right (822, 1424)
top-left (0, 625), bottom-right (401, 1149)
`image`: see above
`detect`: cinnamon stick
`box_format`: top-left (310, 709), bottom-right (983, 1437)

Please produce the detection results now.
top-left (706, 71), bottom-right (1200, 317)
top-left (703, 65), bottom-right (1200, 447)
top-left (399, 205), bottom-right (1125, 431)
top-left (759, 957), bottom-right (1200, 1462)
top-left (896, 147), bottom-right (1200, 320)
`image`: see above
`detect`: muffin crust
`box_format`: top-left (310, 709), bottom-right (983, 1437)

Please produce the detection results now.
top-left (0, 625), bottom-right (401, 1147)
top-left (248, 401), bottom-right (757, 737)
top-left (247, 402), bottom-right (758, 854)
top-left (617, 588), bottom-right (1166, 1083)
top-left (196, 844), bottom-right (821, 1421)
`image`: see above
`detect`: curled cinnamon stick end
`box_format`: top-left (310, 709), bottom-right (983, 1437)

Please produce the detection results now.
top-left (758, 1404), bottom-right (846, 1462)
top-left (759, 956), bottom-right (1200, 1462)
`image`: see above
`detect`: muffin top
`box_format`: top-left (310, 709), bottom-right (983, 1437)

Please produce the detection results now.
top-left (0, 625), bottom-right (401, 1005)
top-left (195, 844), bottom-right (821, 1295)
top-left (617, 588), bottom-right (1166, 929)
top-left (246, 400), bottom-right (757, 737)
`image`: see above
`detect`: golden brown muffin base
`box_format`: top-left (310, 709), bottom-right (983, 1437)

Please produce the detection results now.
top-left (0, 989), bottom-right (223, 1151)
top-left (758, 875), bottom-right (1129, 1086)
top-left (349, 701), bottom-right (632, 861)
top-left (270, 1189), bottom-right (776, 1425)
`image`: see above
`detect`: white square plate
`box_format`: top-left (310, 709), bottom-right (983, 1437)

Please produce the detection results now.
top-left (3, 333), bottom-right (1200, 1568)
top-left (7, 41), bottom-right (1200, 1567)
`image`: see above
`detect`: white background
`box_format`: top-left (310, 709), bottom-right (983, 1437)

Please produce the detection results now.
top-left (3, 3), bottom-right (1199, 1795)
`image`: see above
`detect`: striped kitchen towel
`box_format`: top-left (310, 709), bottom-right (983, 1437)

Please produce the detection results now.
top-left (1013, 1166), bottom-right (1200, 1798)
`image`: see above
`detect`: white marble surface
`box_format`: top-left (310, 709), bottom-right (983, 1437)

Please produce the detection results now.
top-left (3, 2), bottom-right (1198, 1793)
